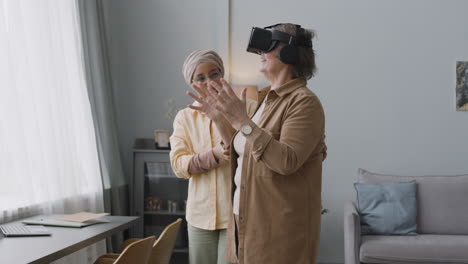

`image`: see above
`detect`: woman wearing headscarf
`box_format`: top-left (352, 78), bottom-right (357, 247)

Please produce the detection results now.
top-left (169, 50), bottom-right (257, 264)
top-left (187, 24), bottom-right (327, 264)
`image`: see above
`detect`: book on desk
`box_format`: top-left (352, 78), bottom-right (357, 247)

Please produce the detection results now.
top-left (23, 211), bottom-right (110, 228)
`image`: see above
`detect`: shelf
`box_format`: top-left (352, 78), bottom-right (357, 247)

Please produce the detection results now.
top-left (145, 174), bottom-right (178, 179)
top-left (144, 210), bottom-right (186, 216)
top-left (133, 138), bottom-right (171, 152)
top-left (173, 248), bottom-right (189, 253)
top-left (132, 140), bottom-right (189, 261)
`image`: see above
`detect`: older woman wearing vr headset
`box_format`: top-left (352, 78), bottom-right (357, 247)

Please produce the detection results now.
top-left (170, 50), bottom-right (257, 264)
top-left (187, 24), bottom-right (326, 264)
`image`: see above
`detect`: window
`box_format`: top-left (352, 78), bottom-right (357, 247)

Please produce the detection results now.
top-left (0, 0), bottom-right (103, 214)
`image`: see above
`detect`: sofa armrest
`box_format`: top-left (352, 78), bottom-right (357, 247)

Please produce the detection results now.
top-left (344, 200), bottom-right (361, 264)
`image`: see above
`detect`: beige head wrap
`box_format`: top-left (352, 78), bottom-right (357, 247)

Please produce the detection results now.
top-left (182, 50), bottom-right (224, 85)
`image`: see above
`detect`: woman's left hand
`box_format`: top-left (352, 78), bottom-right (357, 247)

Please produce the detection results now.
top-left (208, 79), bottom-right (251, 130)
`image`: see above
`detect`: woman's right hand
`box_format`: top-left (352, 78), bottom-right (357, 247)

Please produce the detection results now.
top-left (187, 82), bottom-right (223, 121)
top-left (212, 145), bottom-right (229, 162)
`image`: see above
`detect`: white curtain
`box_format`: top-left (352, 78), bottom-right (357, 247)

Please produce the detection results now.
top-left (0, 0), bottom-right (105, 263)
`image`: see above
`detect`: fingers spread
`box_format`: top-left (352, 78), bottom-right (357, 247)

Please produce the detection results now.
top-left (191, 83), bottom-right (206, 97)
top-left (210, 81), bottom-right (223, 93)
top-left (188, 104), bottom-right (202, 111)
top-left (207, 83), bottom-right (219, 97)
top-left (220, 78), bottom-right (236, 97)
top-left (241, 88), bottom-right (247, 102)
top-left (186, 91), bottom-right (204, 104)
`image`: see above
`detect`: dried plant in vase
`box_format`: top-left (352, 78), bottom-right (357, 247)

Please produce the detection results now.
top-left (165, 98), bottom-right (181, 122)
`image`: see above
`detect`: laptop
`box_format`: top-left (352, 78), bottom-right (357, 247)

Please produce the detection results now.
top-left (22, 218), bottom-right (109, 228)
top-left (0, 224), bottom-right (52, 237)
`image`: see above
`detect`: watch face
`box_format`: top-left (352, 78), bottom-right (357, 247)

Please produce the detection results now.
top-left (242, 125), bottom-right (252, 135)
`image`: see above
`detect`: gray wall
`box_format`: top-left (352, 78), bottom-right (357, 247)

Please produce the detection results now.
top-left (101, 0), bottom-right (228, 187)
top-left (102, 0), bottom-right (468, 262)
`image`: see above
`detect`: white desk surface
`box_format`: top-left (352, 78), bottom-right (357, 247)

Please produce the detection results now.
top-left (0, 215), bottom-right (139, 264)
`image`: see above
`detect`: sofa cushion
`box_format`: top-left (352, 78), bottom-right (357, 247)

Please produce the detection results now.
top-left (355, 181), bottom-right (417, 235)
top-left (358, 169), bottom-right (468, 235)
top-left (360, 235), bottom-right (468, 264)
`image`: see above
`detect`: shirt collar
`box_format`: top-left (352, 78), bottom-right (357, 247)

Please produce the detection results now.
top-left (257, 78), bottom-right (306, 104)
top-left (271, 78), bottom-right (307, 97)
top-left (257, 86), bottom-right (270, 105)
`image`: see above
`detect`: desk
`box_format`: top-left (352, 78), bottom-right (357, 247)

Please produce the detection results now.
top-left (0, 215), bottom-right (139, 264)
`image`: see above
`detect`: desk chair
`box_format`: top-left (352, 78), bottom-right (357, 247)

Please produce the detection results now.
top-left (96, 218), bottom-right (182, 264)
top-left (94, 235), bottom-right (155, 264)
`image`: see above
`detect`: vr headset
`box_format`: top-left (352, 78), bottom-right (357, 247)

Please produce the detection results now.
top-left (247, 23), bottom-right (312, 65)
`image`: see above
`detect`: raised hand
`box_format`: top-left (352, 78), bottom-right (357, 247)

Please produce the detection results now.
top-left (187, 82), bottom-right (223, 121)
top-left (208, 79), bottom-right (251, 130)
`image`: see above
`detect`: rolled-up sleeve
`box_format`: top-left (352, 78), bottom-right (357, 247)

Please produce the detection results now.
top-left (188, 149), bottom-right (220, 174)
top-left (169, 111), bottom-right (195, 179)
top-left (247, 95), bottom-right (325, 175)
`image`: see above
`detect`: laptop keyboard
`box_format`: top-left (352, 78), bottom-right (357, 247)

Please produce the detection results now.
top-left (0, 224), bottom-right (50, 236)
top-left (1, 224), bottom-right (34, 235)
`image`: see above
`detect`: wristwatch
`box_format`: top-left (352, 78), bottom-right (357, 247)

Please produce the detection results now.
top-left (241, 124), bottom-right (253, 136)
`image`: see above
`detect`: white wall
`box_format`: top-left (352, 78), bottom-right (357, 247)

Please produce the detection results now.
top-left (103, 0), bottom-right (468, 262)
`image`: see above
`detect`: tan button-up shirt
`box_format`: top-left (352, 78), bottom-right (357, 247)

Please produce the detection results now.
top-left (170, 100), bottom-right (257, 230)
top-left (225, 79), bottom-right (326, 264)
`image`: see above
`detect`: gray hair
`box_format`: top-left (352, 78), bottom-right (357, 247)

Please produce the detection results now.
top-left (272, 23), bottom-right (317, 80)
top-left (182, 50), bottom-right (224, 85)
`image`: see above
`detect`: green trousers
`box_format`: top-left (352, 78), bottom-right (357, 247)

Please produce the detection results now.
top-left (187, 224), bottom-right (228, 264)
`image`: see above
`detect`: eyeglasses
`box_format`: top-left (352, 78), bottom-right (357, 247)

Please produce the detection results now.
top-left (192, 71), bottom-right (221, 84)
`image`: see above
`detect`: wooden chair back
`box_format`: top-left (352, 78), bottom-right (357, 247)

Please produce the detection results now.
top-left (148, 218), bottom-right (183, 264)
top-left (113, 235), bottom-right (155, 264)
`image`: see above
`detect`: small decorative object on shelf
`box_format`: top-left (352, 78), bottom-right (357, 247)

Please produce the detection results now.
top-left (153, 129), bottom-right (171, 149)
top-left (145, 196), bottom-right (162, 211)
top-left (165, 97), bottom-right (180, 122)
top-left (167, 200), bottom-right (178, 213)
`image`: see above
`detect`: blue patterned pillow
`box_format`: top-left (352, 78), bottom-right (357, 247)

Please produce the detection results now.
top-left (354, 181), bottom-right (417, 235)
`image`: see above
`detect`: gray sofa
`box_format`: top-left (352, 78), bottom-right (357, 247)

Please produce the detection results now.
top-left (344, 169), bottom-right (468, 264)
